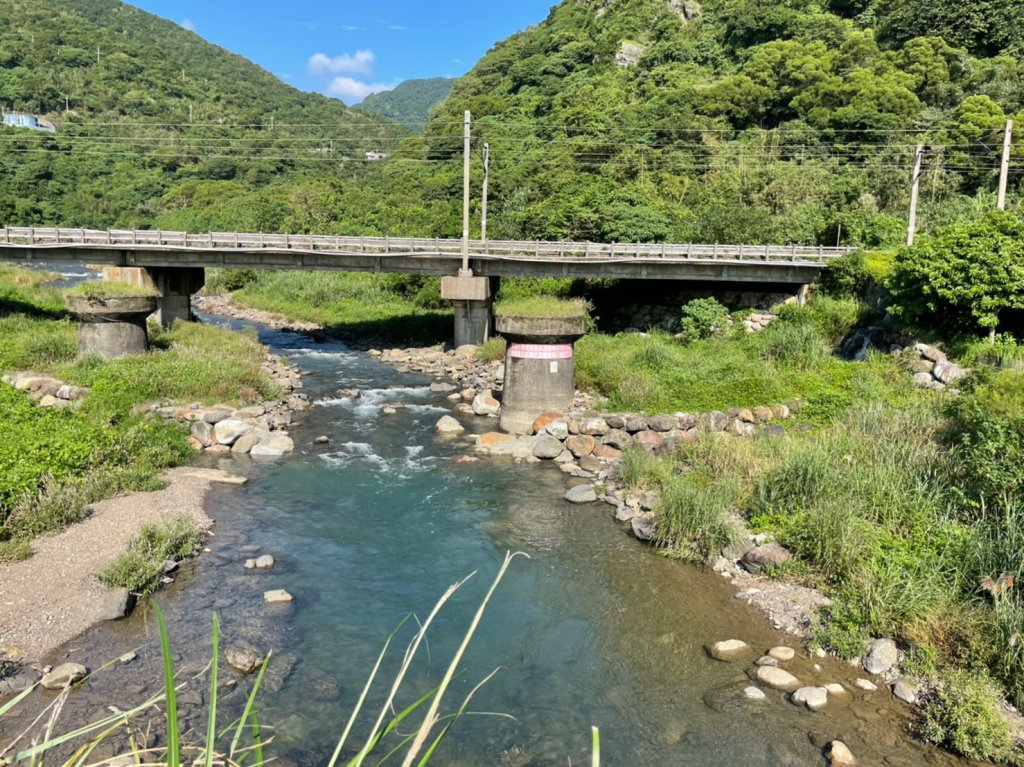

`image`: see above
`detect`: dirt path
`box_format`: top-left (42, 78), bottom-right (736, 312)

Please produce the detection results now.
top-left (0, 467), bottom-right (245, 664)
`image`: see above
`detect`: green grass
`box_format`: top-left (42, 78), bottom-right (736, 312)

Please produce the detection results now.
top-left (0, 266), bottom-right (280, 558)
top-left (65, 280), bottom-right (160, 298)
top-left (920, 670), bottom-right (1014, 762)
top-left (227, 270), bottom-right (452, 343)
top-left (98, 516), bottom-right (204, 595)
top-left (493, 296), bottom-right (590, 319)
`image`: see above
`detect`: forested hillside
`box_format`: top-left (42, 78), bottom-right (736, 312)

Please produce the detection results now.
top-left (358, 78), bottom-right (454, 128)
top-left (0, 0), bottom-right (402, 228)
top-left (1, 0), bottom-right (1022, 244)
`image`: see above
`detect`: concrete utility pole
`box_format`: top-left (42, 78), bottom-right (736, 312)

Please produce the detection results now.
top-left (461, 110), bottom-right (472, 275)
top-left (998, 119), bottom-right (1014, 211)
top-left (907, 144), bottom-right (924, 247)
top-left (481, 142), bottom-right (490, 245)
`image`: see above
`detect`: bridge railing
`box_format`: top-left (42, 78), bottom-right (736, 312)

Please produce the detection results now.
top-left (0, 227), bottom-right (854, 264)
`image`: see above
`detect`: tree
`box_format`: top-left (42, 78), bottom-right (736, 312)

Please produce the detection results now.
top-left (888, 213), bottom-right (1024, 340)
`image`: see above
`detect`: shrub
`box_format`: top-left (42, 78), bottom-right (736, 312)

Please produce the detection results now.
top-left (655, 474), bottom-right (745, 563)
top-left (98, 516), bottom-right (204, 595)
top-left (760, 322), bottom-right (831, 369)
top-left (677, 297), bottom-right (729, 343)
top-left (919, 670), bottom-right (1013, 761)
top-left (888, 212), bottom-right (1024, 340)
top-left (205, 268), bottom-right (259, 293)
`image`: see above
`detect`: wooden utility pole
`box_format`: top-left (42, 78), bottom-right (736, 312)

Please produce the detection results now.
top-left (461, 110), bottom-right (471, 275)
top-left (907, 144), bottom-right (924, 246)
top-left (998, 119), bottom-right (1014, 211)
top-left (481, 143), bottom-right (490, 244)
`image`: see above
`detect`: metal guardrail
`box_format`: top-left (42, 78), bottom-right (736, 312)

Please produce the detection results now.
top-left (0, 227), bottom-right (855, 264)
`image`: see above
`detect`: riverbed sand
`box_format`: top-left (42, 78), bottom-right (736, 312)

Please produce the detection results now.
top-left (0, 467), bottom-right (244, 663)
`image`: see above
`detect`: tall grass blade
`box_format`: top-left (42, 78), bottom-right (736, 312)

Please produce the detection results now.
top-left (414, 668), bottom-right (501, 767)
top-left (592, 726), bottom-right (600, 767)
top-left (401, 551), bottom-right (528, 767)
top-left (154, 602), bottom-right (181, 767)
top-left (204, 613), bottom-right (220, 767)
top-left (228, 651), bottom-right (271, 760)
top-left (249, 708), bottom-right (263, 767)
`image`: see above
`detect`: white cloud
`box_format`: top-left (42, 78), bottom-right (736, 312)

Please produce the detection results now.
top-left (325, 77), bottom-right (395, 104)
top-left (341, 25), bottom-right (367, 31)
top-left (308, 50), bottom-right (375, 76)
top-left (387, 25), bottom-right (406, 30)
top-left (180, 18), bottom-right (196, 32)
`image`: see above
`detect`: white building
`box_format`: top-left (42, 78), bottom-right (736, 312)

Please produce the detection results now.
top-left (2, 113), bottom-right (56, 133)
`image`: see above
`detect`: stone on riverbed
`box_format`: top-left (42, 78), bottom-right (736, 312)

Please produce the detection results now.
top-left (740, 542), bottom-right (791, 574)
top-left (892, 679), bottom-right (917, 704)
top-left (214, 419), bottom-right (250, 446)
top-left (97, 587), bottom-right (135, 621)
top-left (854, 678), bottom-right (878, 691)
top-left (827, 740), bottom-right (857, 766)
top-left (435, 415), bottom-right (465, 435)
top-left (191, 420), bottom-right (214, 447)
top-left (709, 639), bottom-right (750, 661)
top-left (41, 662), bottom-right (87, 690)
top-left (631, 512), bottom-right (657, 541)
top-left (225, 643), bottom-right (265, 675)
top-left (231, 433), bottom-right (258, 455)
top-left (791, 686), bottom-right (829, 711)
top-left (263, 589), bottom-right (294, 604)
top-left (768, 646), bottom-right (795, 662)
top-left (472, 391), bottom-right (501, 416)
top-left (245, 555), bottom-right (275, 570)
top-left (565, 484), bottom-right (598, 504)
top-left (863, 637), bottom-right (898, 675)
top-left (754, 666), bottom-right (801, 691)
top-left (743, 686), bottom-right (766, 701)
top-left (532, 436), bottom-right (565, 459)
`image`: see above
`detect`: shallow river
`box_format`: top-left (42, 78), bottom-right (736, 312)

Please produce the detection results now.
top-left (3, 312), bottom-right (991, 766)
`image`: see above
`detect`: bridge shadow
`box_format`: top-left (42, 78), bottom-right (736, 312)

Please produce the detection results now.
top-left (291, 313), bottom-right (455, 349)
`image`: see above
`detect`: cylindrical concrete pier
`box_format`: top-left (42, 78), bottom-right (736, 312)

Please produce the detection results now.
top-left (496, 314), bottom-right (588, 434)
top-left (66, 295), bottom-right (158, 359)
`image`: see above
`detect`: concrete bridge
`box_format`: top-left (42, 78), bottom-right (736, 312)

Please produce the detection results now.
top-left (0, 227), bottom-right (853, 344)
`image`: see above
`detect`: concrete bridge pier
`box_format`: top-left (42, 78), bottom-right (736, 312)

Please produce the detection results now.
top-left (441, 275), bottom-right (495, 347)
top-left (496, 314), bottom-right (588, 434)
top-left (103, 266), bottom-right (205, 327)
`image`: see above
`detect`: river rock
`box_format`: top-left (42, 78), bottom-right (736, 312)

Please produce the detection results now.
top-left (0, 666), bottom-right (41, 695)
top-left (647, 415), bottom-right (677, 433)
top-left (853, 678), bottom-right (878, 691)
top-left (740, 542), bottom-right (791, 574)
top-left (772, 404), bottom-right (791, 420)
top-left (429, 382), bottom-right (456, 393)
top-left (565, 485), bottom-right (598, 504)
top-left (231, 433), bottom-right (258, 455)
top-left (791, 686), bottom-right (828, 711)
top-left (824, 683), bottom-right (847, 696)
top-left (915, 342), bottom-right (947, 363)
top-left (214, 419), bottom-right (250, 446)
top-left (602, 429), bottom-right (632, 449)
top-left (631, 512), bottom-right (657, 541)
top-left (892, 679), bottom-right (917, 704)
top-left (579, 419), bottom-right (609, 436)
top-left (263, 589), bottom-right (294, 604)
top-left (594, 444), bottom-right (623, 460)
top-left (337, 388), bottom-right (361, 399)
top-left (41, 662), bottom-right (87, 690)
top-left (542, 420), bottom-right (570, 440)
top-left (435, 415), bottom-right (465, 435)
top-left (315, 435), bottom-right (330, 444)
top-left (191, 420), bottom-right (215, 448)
top-left (532, 412), bottom-right (565, 434)
top-left (827, 740), bottom-right (857, 766)
top-left (225, 643), bottom-right (265, 675)
top-left (933, 359), bottom-right (967, 384)
top-left (565, 434), bottom-right (597, 458)
top-left (743, 686), bottom-right (766, 701)
top-left (633, 430), bottom-right (664, 450)
top-left (863, 638), bottom-right (898, 675)
top-left (251, 434), bottom-right (294, 457)
top-left (755, 656), bottom-right (778, 667)
top-left (769, 646), bottom-right (795, 662)
top-left (579, 455), bottom-right (603, 472)
top-left (97, 587), bottom-right (135, 620)
top-left (532, 436), bottom-right (565, 460)
top-left (472, 391), bottom-right (501, 416)
top-left (624, 415), bottom-right (648, 433)
top-left (754, 666), bottom-right (801, 691)
top-left (709, 639), bottom-right (750, 661)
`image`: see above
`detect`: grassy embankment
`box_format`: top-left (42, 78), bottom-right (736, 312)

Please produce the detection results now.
top-left (0, 267), bottom-right (279, 562)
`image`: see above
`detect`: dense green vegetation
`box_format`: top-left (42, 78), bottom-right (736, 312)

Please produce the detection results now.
top-left (0, 267), bottom-right (277, 561)
top-left (0, 0), bottom-right (401, 229)
top-left (357, 78), bottom-right (455, 127)
top-left (98, 515), bottom-right (203, 595)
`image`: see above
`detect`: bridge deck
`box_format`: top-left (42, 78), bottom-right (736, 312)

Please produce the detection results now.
top-left (0, 227), bottom-right (853, 284)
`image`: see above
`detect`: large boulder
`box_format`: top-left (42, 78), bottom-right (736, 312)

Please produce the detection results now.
top-left (564, 484), bottom-right (598, 504)
top-left (647, 415), bottom-right (677, 433)
top-left (191, 420), bottom-right (215, 448)
top-left (863, 638), bottom-right (899, 676)
top-left (709, 639), bottom-right (750, 661)
top-left (740, 542), bottom-right (791, 574)
top-left (472, 391), bottom-right (501, 416)
top-left (579, 419), bottom-right (610, 436)
top-left (602, 429), bottom-right (633, 449)
top-left (791, 686), bottom-right (829, 711)
top-left (565, 434), bottom-right (597, 458)
top-left (214, 419), bottom-right (250, 446)
top-left (435, 415), bottom-right (465, 435)
top-left (532, 436), bottom-right (565, 460)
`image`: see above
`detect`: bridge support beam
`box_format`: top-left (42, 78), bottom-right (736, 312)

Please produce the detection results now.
top-left (496, 314), bottom-right (588, 435)
top-left (441, 275), bottom-right (494, 347)
top-left (103, 266), bottom-right (205, 327)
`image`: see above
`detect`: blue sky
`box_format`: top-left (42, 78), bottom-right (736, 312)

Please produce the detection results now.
top-left (129, 1), bottom-right (556, 104)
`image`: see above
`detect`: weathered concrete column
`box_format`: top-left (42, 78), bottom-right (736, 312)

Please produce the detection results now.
top-left (65, 295), bottom-right (158, 359)
top-left (102, 266), bottom-right (205, 327)
top-left (496, 314), bottom-right (588, 434)
top-left (441, 275), bottom-right (493, 347)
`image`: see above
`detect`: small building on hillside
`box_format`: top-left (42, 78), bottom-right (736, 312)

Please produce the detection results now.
top-left (2, 113), bottom-right (56, 133)
top-left (364, 150), bottom-right (388, 161)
